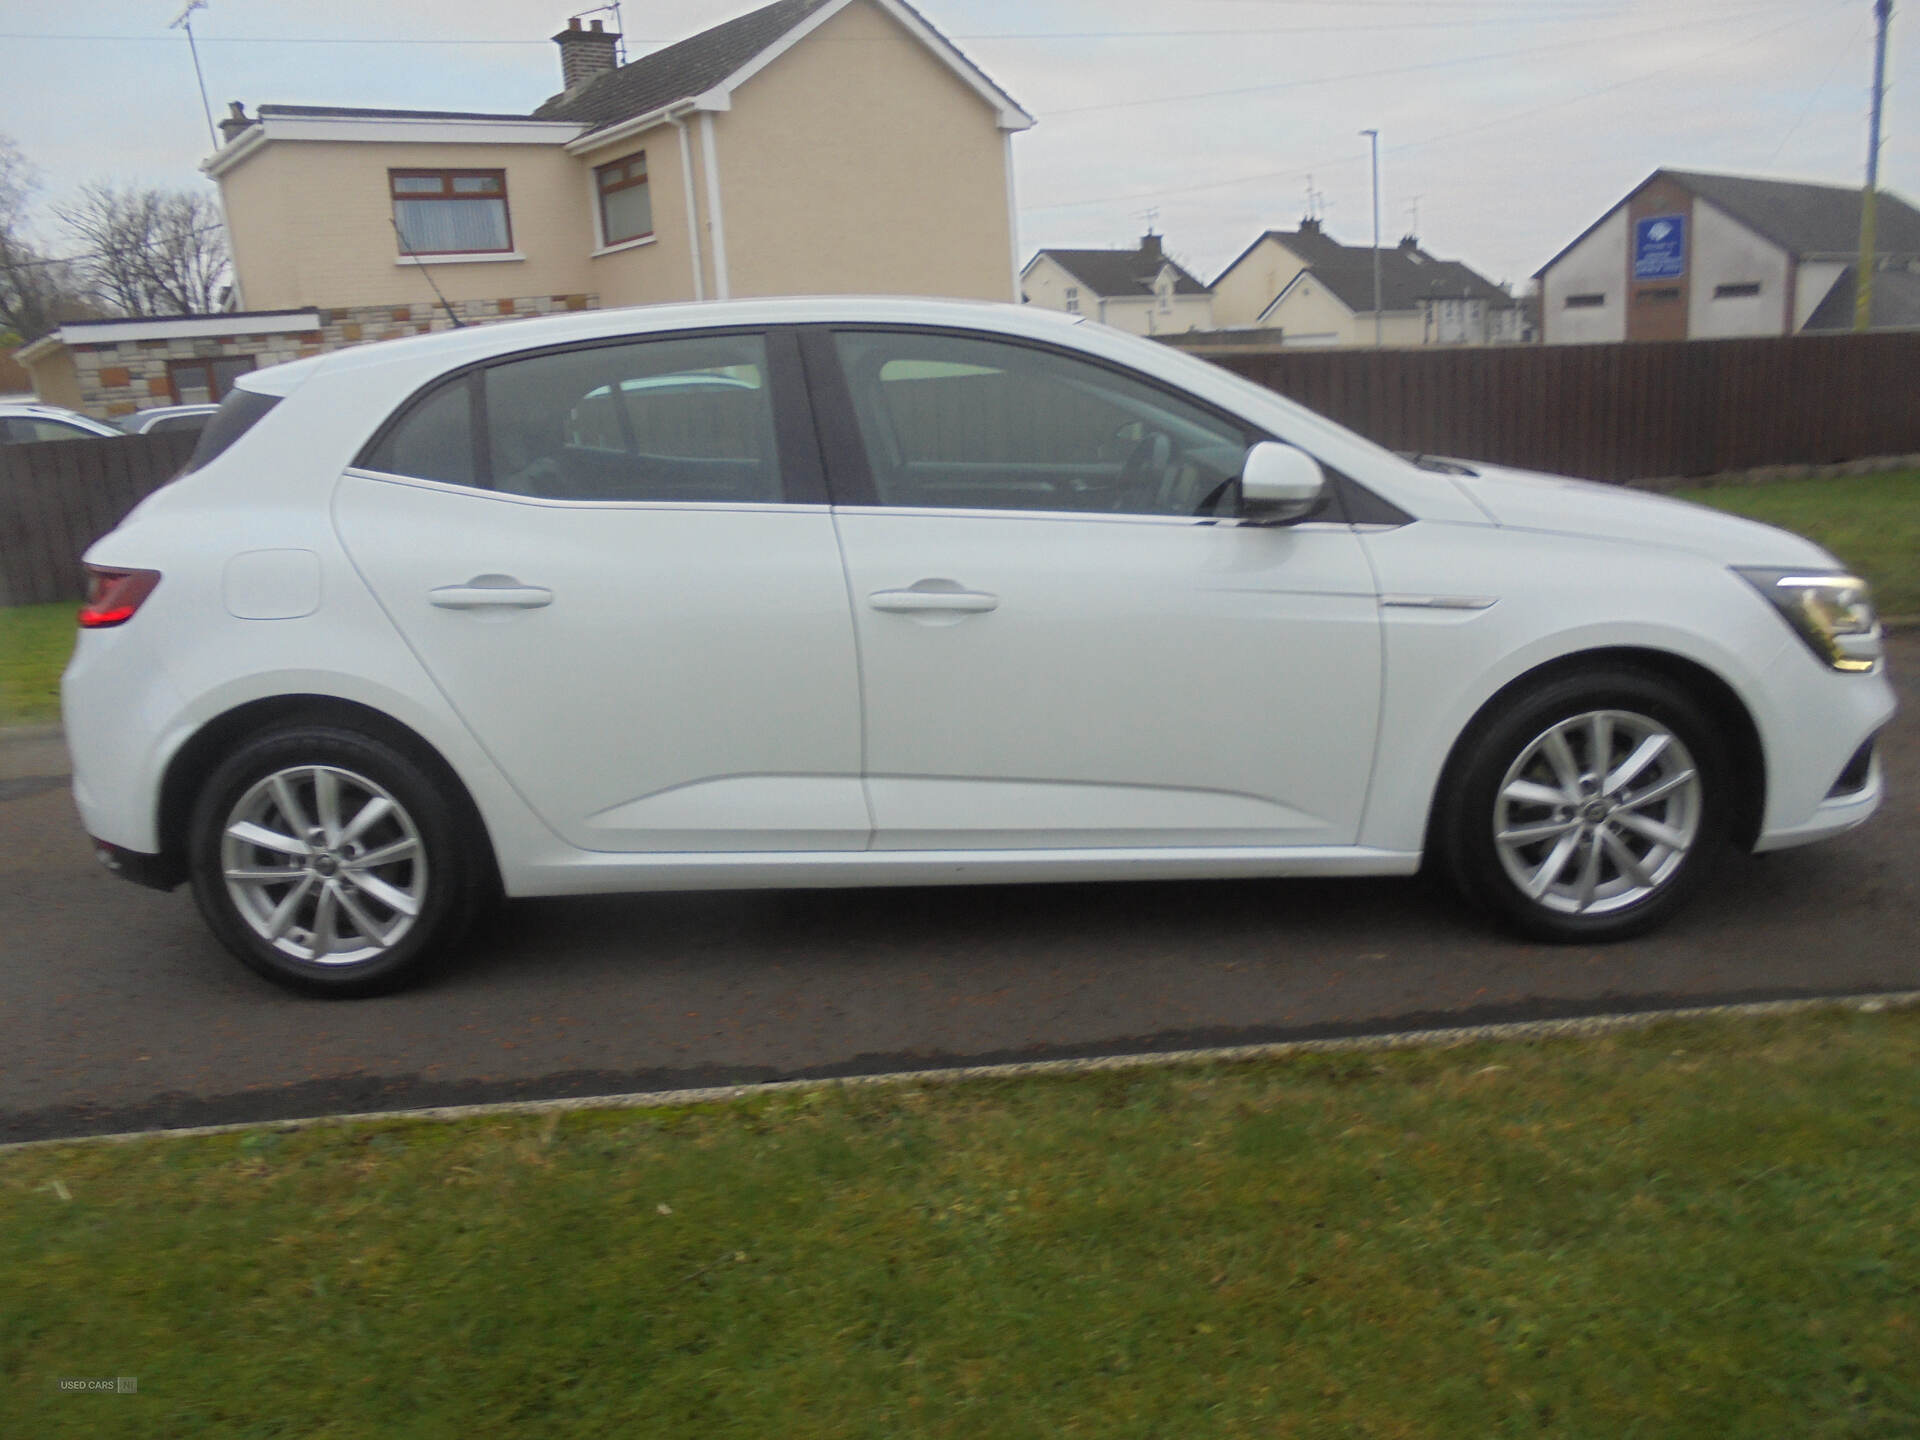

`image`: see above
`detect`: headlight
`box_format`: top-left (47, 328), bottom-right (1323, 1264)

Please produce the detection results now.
top-left (1735, 568), bottom-right (1882, 672)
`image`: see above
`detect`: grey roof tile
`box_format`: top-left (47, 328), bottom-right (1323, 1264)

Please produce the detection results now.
top-left (1032, 243), bottom-right (1210, 298)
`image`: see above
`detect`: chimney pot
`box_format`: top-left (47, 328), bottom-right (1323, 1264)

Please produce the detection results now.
top-left (217, 101), bottom-right (252, 145)
top-left (553, 15), bottom-right (621, 92)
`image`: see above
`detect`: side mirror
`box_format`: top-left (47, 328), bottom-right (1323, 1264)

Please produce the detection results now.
top-left (1239, 441), bottom-right (1327, 525)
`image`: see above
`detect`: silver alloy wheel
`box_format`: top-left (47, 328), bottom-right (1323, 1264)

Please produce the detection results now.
top-left (1492, 708), bottom-right (1703, 917)
top-left (219, 764), bottom-right (428, 965)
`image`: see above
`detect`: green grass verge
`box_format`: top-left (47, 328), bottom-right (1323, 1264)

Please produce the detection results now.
top-left (1672, 468), bottom-right (1920, 616)
top-left (5, 1007), bottom-right (1917, 1437)
top-left (0, 601), bottom-right (75, 727)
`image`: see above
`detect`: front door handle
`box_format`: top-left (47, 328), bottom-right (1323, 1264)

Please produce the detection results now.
top-left (868, 586), bottom-right (1000, 615)
top-left (429, 575), bottom-right (554, 610)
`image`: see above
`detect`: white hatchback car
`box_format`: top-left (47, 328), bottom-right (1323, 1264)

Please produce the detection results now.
top-left (65, 298), bottom-right (1895, 995)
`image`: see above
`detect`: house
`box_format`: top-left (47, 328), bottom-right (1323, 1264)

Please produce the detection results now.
top-left (1020, 234), bottom-right (1214, 334)
top-left (1211, 219), bottom-right (1526, 346)
top-left (23, 0), bottom-right (1032, 419)
top-left (1534, 167), bottom-right (1920, 344)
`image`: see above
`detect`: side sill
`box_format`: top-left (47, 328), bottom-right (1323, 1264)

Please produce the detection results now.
top-left (503, 845), bottom-right (1425, 898)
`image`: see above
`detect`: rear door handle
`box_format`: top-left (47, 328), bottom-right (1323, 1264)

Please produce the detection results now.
top-left (868, 587), bottom-right (999, 615)
top-left (430, 576), bottom-right (554, 610)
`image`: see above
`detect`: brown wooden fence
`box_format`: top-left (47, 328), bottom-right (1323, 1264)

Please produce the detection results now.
top-left (0, 432), bottom-right (199, 606)
top-left (1200, 330), bottom-right (1920, 483)
top-left (4, 332), bottom-right (1918, 607)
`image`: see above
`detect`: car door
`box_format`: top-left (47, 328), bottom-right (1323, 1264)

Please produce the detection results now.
top-left (334, 328), bottom-right (869, 854)
top-left (808, 327), bottom-right (1383, 852)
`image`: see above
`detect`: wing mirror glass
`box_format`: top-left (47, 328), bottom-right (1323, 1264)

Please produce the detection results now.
top-left (1239, 441), bottom-right (1327, 525)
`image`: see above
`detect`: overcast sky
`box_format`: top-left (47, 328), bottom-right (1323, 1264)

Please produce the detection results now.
top-left (1, 0), bottom-right (1910, 292)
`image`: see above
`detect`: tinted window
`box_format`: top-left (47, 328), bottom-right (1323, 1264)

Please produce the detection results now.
top-left (485, 334), bottom-right (780, 502)
top-left (361, 378), bottom-right (475, 488)
top-left (146, 413), bottom-right (213, 436)
top-left (832, 331), bottom-right (1250, 517)
top-left (181, 388), bottom-right (282, 474)
top-left (2, 417), bottom-right (102, 443)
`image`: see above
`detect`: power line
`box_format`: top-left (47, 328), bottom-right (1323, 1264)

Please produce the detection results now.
top-left (0, 4), bottom-right (1811, 47)
top-left (1020, 4), bottom-right (1831, 216)
top-left (1045, 5), bottom-right (1834, 118)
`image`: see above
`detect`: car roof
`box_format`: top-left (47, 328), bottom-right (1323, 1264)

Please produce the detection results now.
top-left (241, 297), bottom-right (1088, 398)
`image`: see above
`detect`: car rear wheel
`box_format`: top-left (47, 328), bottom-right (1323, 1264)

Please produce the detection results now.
top-left (188, 726), bottom-right (483, 996)
top-left (1436, 669), bottom-right (1729, 942)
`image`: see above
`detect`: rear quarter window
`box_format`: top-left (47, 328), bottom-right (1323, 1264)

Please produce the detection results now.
top-left (181, 388), bottom-right (282, 475)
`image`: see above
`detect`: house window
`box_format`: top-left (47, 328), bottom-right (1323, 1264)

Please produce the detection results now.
top-left (390, 170), bottom-right (511, 256)
top-left (595, 153), bottom-right (652, 246)
top-left (1637, 287), bottom-right (1681, 303)
top-left (1564, 293), bottom-right (1606, 309)
top-left (1064, 286), bottom-right (1080, 315)
top-left (1714, 282), bottom-right (1762, 299)
top-left (167, 355), bottom-right (255, 405)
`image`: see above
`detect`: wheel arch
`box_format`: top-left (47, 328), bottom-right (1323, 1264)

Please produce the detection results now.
top-left (1423, 646), bottom-right (1767, 858)
top-left (155, 694), bottom-right (501, 892)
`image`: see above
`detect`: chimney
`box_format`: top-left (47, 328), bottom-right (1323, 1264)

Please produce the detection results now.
top-left (1399, 233), bottom-right (1419, 252)
top-left (218, 101), bottom-right (253, 145)
top-left (553, 17), bottom-right (620, 93)
top-left (1140, 232), bottom-right (1163, 261)
top-left (1298, 216), bottom-right (1321, 235)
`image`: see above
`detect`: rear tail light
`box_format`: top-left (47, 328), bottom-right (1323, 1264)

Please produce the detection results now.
top-left (78, 565), bottom-right (162, 628)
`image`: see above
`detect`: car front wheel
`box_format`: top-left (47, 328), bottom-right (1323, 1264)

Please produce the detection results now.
top-left (188, 726), bottom-right (483, 996)
top-left (1436, 669), bottom-right (1729, 942)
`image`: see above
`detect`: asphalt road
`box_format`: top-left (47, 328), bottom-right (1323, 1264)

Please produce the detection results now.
top-left (4, 634), bottom-right (1915, 1144)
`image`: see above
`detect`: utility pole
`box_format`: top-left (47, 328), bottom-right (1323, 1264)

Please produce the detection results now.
top-left (171, 0), bottom-right (218, 151)
top-left (1855, 0), bottom-right (1894, 332)
top-left (1361, 129), bottom-right (1382, 346)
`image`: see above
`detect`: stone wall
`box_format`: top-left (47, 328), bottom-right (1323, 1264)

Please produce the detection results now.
top-left (68, 293), bottom-right (598, 417)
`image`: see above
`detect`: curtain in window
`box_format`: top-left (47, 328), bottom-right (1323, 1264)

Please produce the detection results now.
top-left (602, 183), bottom-right (651, 243)
top-left (394, 198), bottom-right (509, 254)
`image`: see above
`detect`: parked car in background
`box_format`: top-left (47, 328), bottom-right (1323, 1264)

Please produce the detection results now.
top-left (63, 298), bottom-right (1895, 996)
top-left (113, 403), bottom-right (222, 437)
top-left (0, 402), bottom-right (122, 444)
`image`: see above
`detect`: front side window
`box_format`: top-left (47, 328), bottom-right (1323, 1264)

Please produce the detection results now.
top-left (167, 355), bottom-right (255, 405)
top-left (595, 153), bottom-right (652, 246)
top-left (831, 330), bottom-right (1252, 518)
top-left (363, 333), bottom-right (783, 505)
top-left (391, 170), bottom-right (511, 255)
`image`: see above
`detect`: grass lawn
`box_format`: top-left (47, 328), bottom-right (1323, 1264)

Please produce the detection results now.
top-left (4, 1006), bottom-right (1917, 1437)
top-left (1672, 468), bottom-right (1920, 616)
top-left (0, 602), bottom-right (75, 726)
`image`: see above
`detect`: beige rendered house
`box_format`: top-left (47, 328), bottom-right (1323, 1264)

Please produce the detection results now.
top-left (215, 0), bottom-right (1031, 313)
top-left (24, 0), bottom-right (1032, 418)
top-left (1211, 219), bottom-right (1526, 346)
top-left (1020, 235), bottom-right (1214, 335)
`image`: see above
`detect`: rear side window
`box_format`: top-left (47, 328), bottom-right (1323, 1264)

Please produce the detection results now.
top-left (485, 334), bottom-right (779, 502)
top-left (181, 388), bottom-right (282, 475)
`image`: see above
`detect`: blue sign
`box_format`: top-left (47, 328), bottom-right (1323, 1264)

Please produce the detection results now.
top-left (1634, 215), bottom-right (1686, 279)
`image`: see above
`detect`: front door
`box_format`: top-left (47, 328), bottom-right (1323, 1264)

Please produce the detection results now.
top-left (815, 328), bottom-right (1382, 851)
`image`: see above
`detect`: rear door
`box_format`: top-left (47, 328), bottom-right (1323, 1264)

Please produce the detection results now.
top-left (334, 328), bottom-right (869, 854)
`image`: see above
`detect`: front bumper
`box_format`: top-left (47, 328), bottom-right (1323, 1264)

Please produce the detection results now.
top-left (89, 837), bottom-right (185, 892)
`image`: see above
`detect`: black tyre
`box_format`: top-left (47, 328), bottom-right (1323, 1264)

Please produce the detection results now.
top-left (188, 725), bottom-right (485, 996)
top-left (1434, 668), bottom-right (1729, 942)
